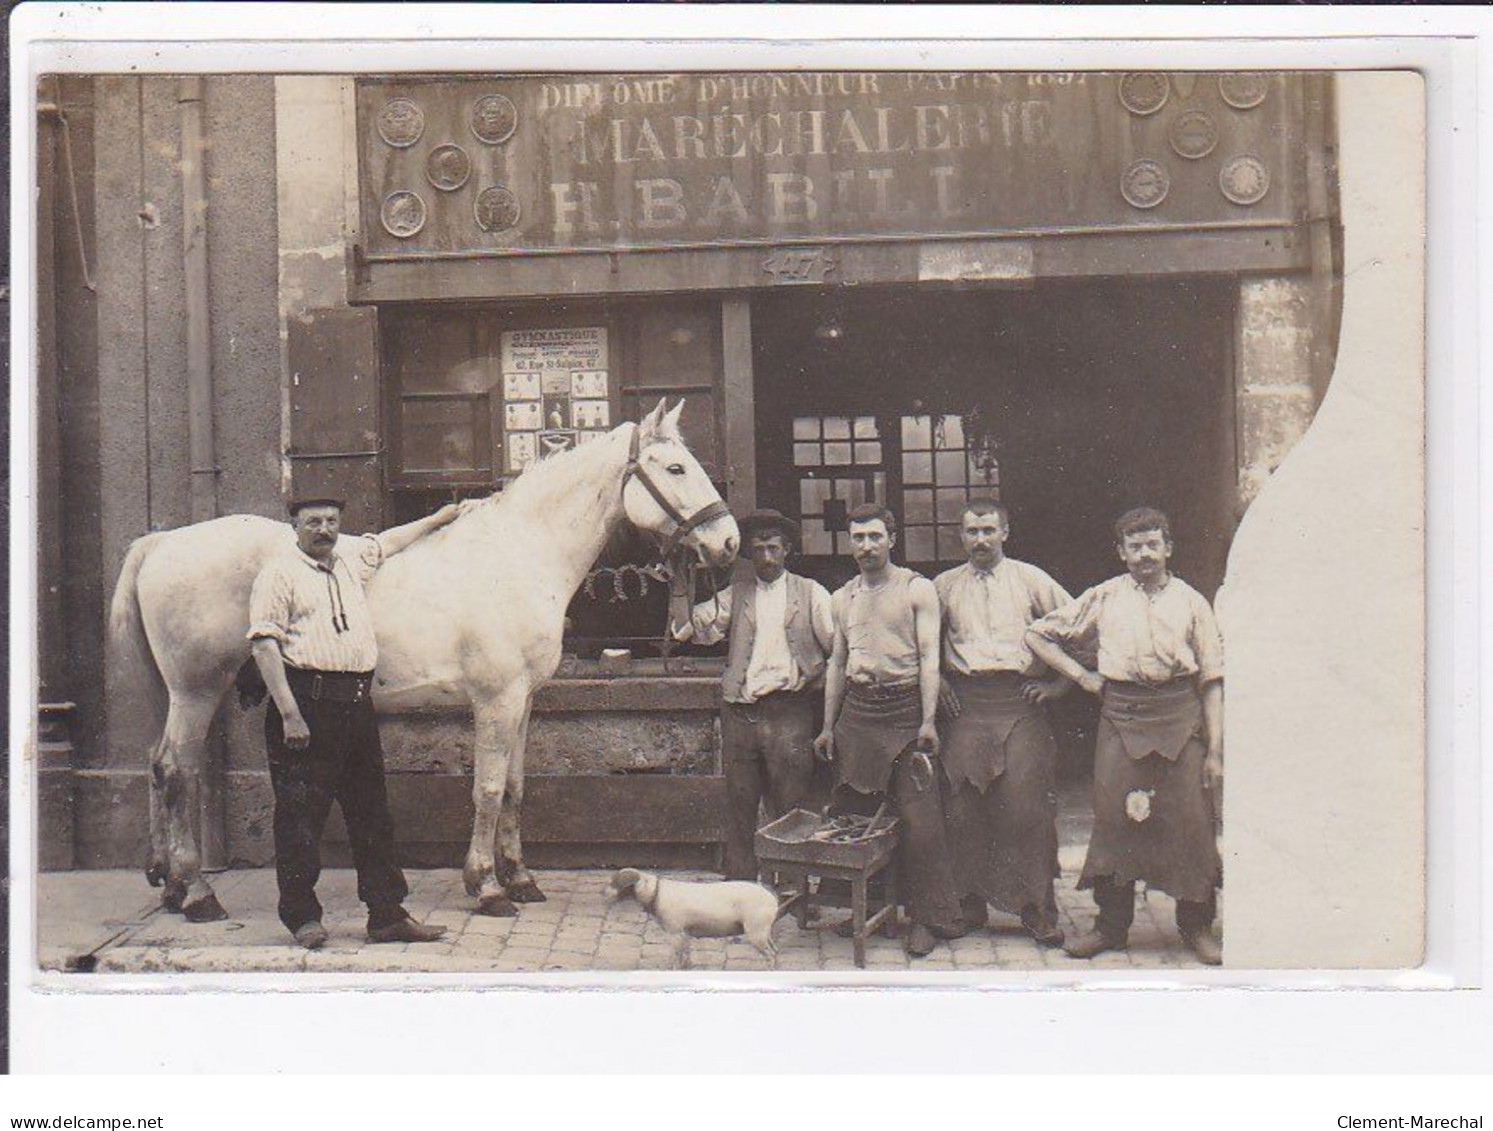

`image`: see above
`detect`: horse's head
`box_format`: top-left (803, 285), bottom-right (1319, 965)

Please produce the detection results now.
top-left (622, 399), bottom-right (740, 568)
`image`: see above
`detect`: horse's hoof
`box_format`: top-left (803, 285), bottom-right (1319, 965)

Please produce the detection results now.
top-left (145, 862), bottom-right (167, 888)
top-left (183, 894), bottom-right (229, 923)
top-left (161, 882), bottom-right (187, 914)
top-left (477, 893), bottom-right (520, 918)
top-left (507, 880), bottom-right (547, 904)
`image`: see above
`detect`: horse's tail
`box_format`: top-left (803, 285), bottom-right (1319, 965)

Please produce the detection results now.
top-left (107, 533), bottom-right (169, 731)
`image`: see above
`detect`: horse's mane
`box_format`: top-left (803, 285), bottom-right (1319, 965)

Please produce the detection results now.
top-left (460, 418), bottom-right (682, 516)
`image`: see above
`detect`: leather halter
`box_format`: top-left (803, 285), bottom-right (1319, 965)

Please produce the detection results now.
top-left (624, 422), bottom-right (732, 558)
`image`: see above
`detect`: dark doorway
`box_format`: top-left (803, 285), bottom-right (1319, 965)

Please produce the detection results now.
top-left (752, 277), bottom-right (1238, 600)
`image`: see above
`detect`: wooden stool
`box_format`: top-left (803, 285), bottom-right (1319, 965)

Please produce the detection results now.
top-left (756, 808), bottom-right (901, 969)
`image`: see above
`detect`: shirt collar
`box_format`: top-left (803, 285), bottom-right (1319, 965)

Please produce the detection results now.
top-left (968, 557), bottom-right (1007, 580)
top-left (294, 546), bottom-right (342, 574)
top-left (756, 572), bottom-right (787, 591)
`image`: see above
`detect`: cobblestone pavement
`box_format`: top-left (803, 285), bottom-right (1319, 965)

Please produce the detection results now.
top-left (36, 845), bottom-right (1215, 975)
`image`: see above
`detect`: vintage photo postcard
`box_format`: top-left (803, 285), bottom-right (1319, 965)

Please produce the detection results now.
top-left (17, 36), bottom-right (1430, 991)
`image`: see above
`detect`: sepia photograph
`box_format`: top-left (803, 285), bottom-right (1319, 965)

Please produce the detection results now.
top-left (20, 51), bottom-right (1429, 987)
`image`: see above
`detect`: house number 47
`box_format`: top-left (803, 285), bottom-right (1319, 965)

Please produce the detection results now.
top-left (763, 248), bottom-right (837, 283)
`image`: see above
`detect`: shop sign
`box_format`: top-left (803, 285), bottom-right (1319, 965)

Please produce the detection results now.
top-left (358, 72), bottom-right (1300, 259)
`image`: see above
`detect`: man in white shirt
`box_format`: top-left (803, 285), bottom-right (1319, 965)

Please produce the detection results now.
top-left (248, 495), bottom-right (465, 950)
top-left (673, 510), bottom-right (834, 880)
top-left (933, 499), bottom-right (1073, 948)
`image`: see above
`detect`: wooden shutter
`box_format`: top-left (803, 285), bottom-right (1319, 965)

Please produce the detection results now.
top-left (286, 307), bottom-right (384, 534)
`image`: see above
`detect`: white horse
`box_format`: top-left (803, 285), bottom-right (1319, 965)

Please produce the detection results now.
top-left (108, 400), bottom-right (739, 922)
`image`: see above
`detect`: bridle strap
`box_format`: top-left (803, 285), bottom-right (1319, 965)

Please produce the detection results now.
top-left (624, 422), bottom-right (732, 557)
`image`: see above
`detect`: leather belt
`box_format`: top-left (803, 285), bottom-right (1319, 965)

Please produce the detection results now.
top-left (847, 678), bottom-right (920, 702)
top-left (286, 667), bottom-right (375, 703)
top-left (1105, 676), bottom-right (1196, 695)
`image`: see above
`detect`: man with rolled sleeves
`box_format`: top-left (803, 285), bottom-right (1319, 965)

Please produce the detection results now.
top-left (1026, 506), bottom-right (1225, 966)
top-left (672, 509), bottom-right (835, 880)
top-left (248, 495), bottom-right (467, 950)
top-left (934, 498), bottom-right (1072, 948)
top-left (813, 503), bottom-right (964, 958)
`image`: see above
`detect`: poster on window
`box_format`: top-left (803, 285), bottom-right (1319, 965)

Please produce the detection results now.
top-left (572, 400), bottom-right (610, 430)
top-left (504, 401), bottom-right (542, 432)
top-left (506, 431), bottom-right (538, 470)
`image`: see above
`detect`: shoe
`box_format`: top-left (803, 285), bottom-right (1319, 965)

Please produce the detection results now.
top-left (1180, 927), bottom-right (1223, 966)
top-left (367, 915), bottom-right (448, 944)
top-left (928, 921), bottom-right (968, 942)
top-left (293, 921), bottom-right (329, 951)
top-left (833, 918), bottom-right (857, 939)
top-left (1021, 908), bottom-right (1066, 949)
top-left (1063, 929), bottom-right (1128, 960)
top-left (905, 922), bottom-right (938, 958)
top-left (958, 894), bottom-right (990, 931)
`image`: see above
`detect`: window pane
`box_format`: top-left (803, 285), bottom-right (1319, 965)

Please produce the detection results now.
top-left (823, 442), bottom-right (852, 465)
top-left (834, 532), bottom-right (854, 556)
top-left (854, 415), bottom-right (879, 439)
top-left (937, 487), bottom-right (969, 522)
top-left (904, 526), bottom-right (935, 561)
top-left (937, 525), bottom-right (965, 561)
top-left (793, 416), bottom-right (820, 441)
top-left (794, 443), bottom-right (821, 467)
top-left (903, 451), bottom-right (933, 484)
top-left (635, 304), bottom-right (715, 387)
top-left (872, 472), bottom-right (886, 503)
top-left (854, 441), bottom-right (883, 465)
top-left (403, 399), bottom-right (478, 471)
top-left (833, 478), bottom-right (866, 510)
top-left (901, 415), bottom-right (931, 450)
top-left (823, 416), bottom-right (851, 440)
top-left (936, 450), bottom-right (967, 485)
top-left (800, 477), bottom-right (831, 515)
top-left (904, 488), bottom-right (934, 524)
top-left (937, 414), bottom-right (965, 449)
top-left (801, 518), bottom-right (832, 556)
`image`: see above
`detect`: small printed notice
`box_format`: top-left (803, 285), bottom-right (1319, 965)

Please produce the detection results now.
top-left (500, 327), bottom-right (612, 470)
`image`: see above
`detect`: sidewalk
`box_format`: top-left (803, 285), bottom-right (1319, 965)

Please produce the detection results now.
top-left (36, 842), bottom-right (1209, 975)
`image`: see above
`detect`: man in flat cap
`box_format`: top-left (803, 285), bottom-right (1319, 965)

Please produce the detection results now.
top-left (672, 508), bottom-right (834, 880)
top-left (247, 495), bottom-right (467, 949)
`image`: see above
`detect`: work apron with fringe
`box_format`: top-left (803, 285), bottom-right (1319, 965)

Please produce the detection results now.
top-left (1078, 678), bottom-right (1221, 905)
top-left (940, 671), bottom-right (1060, 917)
top-left (830, 682), bottom-right (961, 930)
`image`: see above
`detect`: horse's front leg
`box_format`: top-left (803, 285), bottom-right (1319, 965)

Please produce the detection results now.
top-left (496, 705), bottom-right (545, 903)
top-left (157, 694), bottom-right (228, 922)
top-left (463, 686), bottom-right (529, 917)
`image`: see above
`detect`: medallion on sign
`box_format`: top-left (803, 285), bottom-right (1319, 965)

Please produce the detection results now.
top-left (1219, 155), bottom-right (1270, 205)
top-left (1120, 159), bottom-right (1170, 209)
top-left (475, 185), bottom-right (521, 232)
top-left (1219, 73), bottom-right (1269, 110)
top-left (377, 98), bottom-right (425, 148)
top-left (380, 190), bottom-right (427, 238)
top-left (426, 144), bottom-right (472, 192)
top-left (1118, 73), bottom-right (1170, 116)
top-left (1168, 109), bottom-right (1218, 160)
top-left (471, 94), bottom-right (518, 145)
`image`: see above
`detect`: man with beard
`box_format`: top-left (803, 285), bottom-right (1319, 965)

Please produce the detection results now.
top-left (1026, 507), bottom-right (1225, 966)
top-left (813, 503), bottom-right (964, 958)
top-left (672, 509), bottom-right (835, 881)
top-left (933, 498), bottom-right (1072, 948)
top-left (247, 496), bottom-right (467, 950)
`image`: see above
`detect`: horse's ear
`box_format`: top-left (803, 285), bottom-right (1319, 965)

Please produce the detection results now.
top-left (638, 397), bottom-right (668, 441)
top-left (663, 398), bottom-right (685, 436)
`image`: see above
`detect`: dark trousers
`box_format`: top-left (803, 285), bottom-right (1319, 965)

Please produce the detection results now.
top-left (266, 681), bottom-right (408, 932)
top-left (831, 759), bottom-right (961, 932)
top-left (720, 691), bottom-right (820, 880)
top-left (1091, 874), bottom-right (1217, 940)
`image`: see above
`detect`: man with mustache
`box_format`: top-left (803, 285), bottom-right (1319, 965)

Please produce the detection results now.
top-left (933, 498), bottom-right (1072, 949)
top-left (1026, 507), bottom-right (1225, 965)
top-left (671, 509), bottom-right (835, 881)
top-left (247, 495), bottom-right (467, 950)
top-left (813, 503), bottom-right (964, 958)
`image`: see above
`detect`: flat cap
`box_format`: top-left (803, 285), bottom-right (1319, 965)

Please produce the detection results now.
top-left (287, 496), bottom-right (347, 516)
top-left (738, 508), bottom-right (800, 542)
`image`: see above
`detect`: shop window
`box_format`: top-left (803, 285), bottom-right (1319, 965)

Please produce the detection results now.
top-left (794, 415), bottom-right (886, 556)
top-left (900, 414), bottom-right (999, 563)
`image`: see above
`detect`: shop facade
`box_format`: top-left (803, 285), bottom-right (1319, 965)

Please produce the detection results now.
top-left (36, 70), bottom-right (1340, 870)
